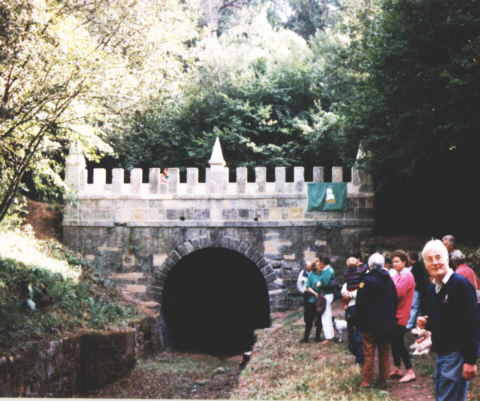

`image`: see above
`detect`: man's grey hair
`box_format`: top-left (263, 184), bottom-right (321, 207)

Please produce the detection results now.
top-left (368, 252), bottom-right (385, 269)
top-left (450, 249), bottom-right (465, 264)
top-left (442, 234), bottom-right (456, 245)
top-left (422, 239), bottom-right (448, 261)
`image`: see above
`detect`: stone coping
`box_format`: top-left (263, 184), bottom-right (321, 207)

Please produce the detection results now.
top-left (74, 192), bottom-right (374, 201)
top-left (63, 219), bottom-right (375, 228)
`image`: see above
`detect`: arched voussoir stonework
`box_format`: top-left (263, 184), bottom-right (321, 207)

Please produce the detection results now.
top-left (151, 235), bottom-right (280, 307)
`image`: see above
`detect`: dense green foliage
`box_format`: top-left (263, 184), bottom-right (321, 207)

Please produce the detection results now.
top-left (336, 0), bottom-right (480, 236)
top-left (0, 0), bottom-right (354, 222)
top-left (0, 255), bottom-right (135, 354)
top-left (111, 6), bottom-right (347, 170)
top-left (268, 0), bottom-right (342, 39)
top-left (0, 0), bottom-right (198, 222)
top-left (341, 0), bottom-right (480, 177)
top-left (113, 60), bottom-right (343, 169)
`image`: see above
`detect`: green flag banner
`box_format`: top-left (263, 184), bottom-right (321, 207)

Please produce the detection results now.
top-left (307, 182), bottom-right (347, 212)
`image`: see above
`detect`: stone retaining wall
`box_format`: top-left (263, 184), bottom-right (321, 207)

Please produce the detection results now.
top-left (0, 320), bottom-right (157, 397)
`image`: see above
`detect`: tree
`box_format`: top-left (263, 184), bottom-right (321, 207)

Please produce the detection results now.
top-left (111, 7), bottom-right (344, 170)
top-left (339, 0), bottom-right (480, 236)
top-left (266, 0), bottom-right (342, 39)
top-left (84, 0), bottom-right (200, 134)
top-left (0, 0), bottom-right (107, 222)
top-left (0, 0), bottom-right (201, 223)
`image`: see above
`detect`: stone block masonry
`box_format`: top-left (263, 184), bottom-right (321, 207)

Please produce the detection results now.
top-left (63, 138), bottom-right (375, 349)
top-left (64, 139), bottom-right (374, 230)
top-left (0, 317), bottom-right (163, 397)
top-left (0, 329), bottom-right (136, 397)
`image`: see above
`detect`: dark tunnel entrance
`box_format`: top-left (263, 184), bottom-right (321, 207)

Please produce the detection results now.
top-left (162, 247), bottom-right (271, 356)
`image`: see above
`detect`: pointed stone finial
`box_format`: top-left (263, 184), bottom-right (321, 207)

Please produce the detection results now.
top-left (208, 137), bottom-right (226, 167)
top-left (68, 140), bottom-right (82, 156)
top-left (355, 142), bottom-right (370, 164)
top-left (351, 141), bottom-right (373, 192)
top-left (65, 140), bottom-right (86, 193)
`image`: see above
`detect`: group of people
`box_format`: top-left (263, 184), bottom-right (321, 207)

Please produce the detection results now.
top-left (297, 235), bottom-right (480, 401)
top-left (297, 255), bottom-right (337, 344)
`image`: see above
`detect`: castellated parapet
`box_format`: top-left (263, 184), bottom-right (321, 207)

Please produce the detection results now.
top-left (64, 140), bottom-right (374, 228)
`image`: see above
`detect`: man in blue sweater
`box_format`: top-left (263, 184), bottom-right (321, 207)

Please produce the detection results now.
top-left (418, 239), bottom-right (477, 401)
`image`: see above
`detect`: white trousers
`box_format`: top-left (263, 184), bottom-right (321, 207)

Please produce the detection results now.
top-left (322, 293), bottom-right (335, 340)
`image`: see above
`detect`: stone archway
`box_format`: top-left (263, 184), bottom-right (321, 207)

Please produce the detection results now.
top-left (151, 234), bottom-right (279, 351)
top-left (151, 235), bottom-right (279, 304)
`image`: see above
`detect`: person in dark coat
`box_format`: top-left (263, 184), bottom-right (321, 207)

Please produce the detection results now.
top-left (418, 239), bottom-right (477, 401)
top-left (297, 261), bottom-right (318, 342)
top-left (356, 252), bottom-right (397, 388)
top-left (341, 256), bottom-right (368, 365)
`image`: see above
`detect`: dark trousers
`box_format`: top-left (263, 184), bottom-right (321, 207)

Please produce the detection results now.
top-left (304, 300), bottom-right (322, 339)
top-left (391, 324), bottom-right (412, 369)
top-left (346, 306), bottom-right (364, 364)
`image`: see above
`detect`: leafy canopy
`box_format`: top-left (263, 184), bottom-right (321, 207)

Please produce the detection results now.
top-left (336, 0), bottom-right (480, 235)
top-left (111, 6), bottom-right (345, 170)
top-left (0, 0), bottom-right (200, 222)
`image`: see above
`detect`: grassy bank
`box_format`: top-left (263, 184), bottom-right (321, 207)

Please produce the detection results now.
top-left (0, 228), bottom-right (136, 355)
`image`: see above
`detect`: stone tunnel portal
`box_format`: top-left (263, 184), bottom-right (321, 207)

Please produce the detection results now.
top-left (162, 247), bottom-right (271, 355)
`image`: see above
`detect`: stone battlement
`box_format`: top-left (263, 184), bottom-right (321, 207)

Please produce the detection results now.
top-left (69, 165), bottom-right (366, 198)
top-left (64, 138), bottom-right (374, 227)
top-left (65, 144), bottom-right (374, 226)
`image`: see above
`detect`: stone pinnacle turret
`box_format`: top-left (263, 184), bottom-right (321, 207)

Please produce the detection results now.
top-left (209, 137), bottom-right (226, 167)
top-left (65, 140), bottom-right (86, 193)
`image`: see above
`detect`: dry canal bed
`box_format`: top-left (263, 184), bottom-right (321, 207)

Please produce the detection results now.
top-left (89, 307), bottom-right (480, 400)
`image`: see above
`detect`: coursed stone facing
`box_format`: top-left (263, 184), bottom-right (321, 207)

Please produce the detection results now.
top-left (0, 329), bottom-right (137, 397)
top-left (63, 141), bottom-right (375, 350)
top-left (63, 225), bottom-right (372, 313)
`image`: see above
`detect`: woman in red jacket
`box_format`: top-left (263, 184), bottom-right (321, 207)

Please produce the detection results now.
top-left (389, 249), bottom-right (416, 383)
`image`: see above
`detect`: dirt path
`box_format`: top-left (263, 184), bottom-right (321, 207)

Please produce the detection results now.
top-left (388, 358), bottom-right (434, 401)
top-left (90, 351), bottom-right (243, 399)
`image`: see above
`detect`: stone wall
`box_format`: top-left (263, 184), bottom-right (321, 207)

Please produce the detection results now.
top-left (64, 223), bottom-right (373, 315)
top-left (62, 140), bottom-right (375, 348)
top-left (0, 328), bottom-right (138, 397)
top-left (0, 317), bottom-right (162, 397)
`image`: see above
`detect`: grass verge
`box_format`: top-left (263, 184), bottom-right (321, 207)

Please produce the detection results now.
top-left (233, 312), bottom-right (396, 401)
top-left (0, 228), bottom-right (136, 355)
